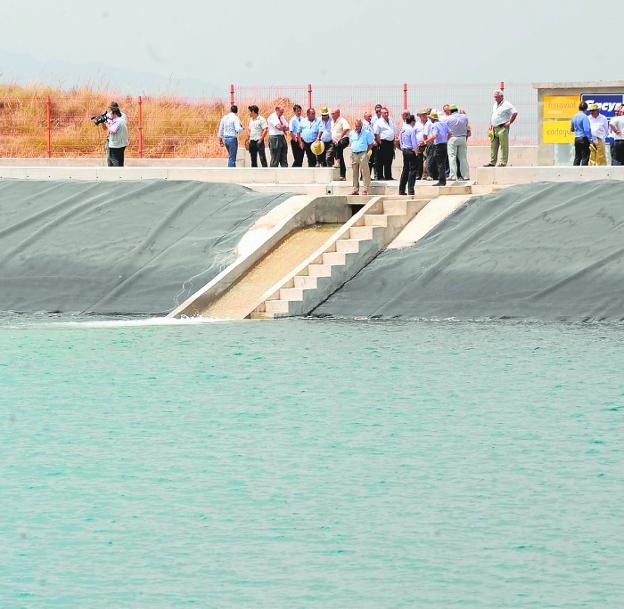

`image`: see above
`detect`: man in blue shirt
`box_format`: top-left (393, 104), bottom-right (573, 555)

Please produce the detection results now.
top-left (218, 105), bottom-right (244, 167)
top-left (289, 104), bottom-right (304, 167)
top-left (299, 108), bottom-right (323, 167)
top-left (399, 115), bottom-right (419, 195)
top-left (349, 119), bottom-right (374, 195)
top-left (423, 111), bottom-right (450, 186)
top-left (570, 101), bottom-right (593, 166)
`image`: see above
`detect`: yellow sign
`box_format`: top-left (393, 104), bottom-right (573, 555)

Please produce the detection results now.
top-left (543, 95), bottom-right (579, 119)
top-left (543, 120), bottom-right (575, 144)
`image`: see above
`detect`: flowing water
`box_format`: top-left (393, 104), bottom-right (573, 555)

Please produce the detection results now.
top-left (1, 314), bottom-right (623, 609)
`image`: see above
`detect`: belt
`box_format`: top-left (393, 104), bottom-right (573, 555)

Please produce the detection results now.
top-left (401, 147), bottom-right (415, 151)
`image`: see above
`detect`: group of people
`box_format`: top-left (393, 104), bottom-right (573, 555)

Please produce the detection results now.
top-left (217, 89), bottom-right (519, 195)
top-left (571, 102), bottom-right (624, 166)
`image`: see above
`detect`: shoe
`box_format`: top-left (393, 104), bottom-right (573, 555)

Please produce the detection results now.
top-left (362, 190), bottom-right (368, 195)
top-left (408, 192), bottom-right (415, 196)
top-left (337, 177), bottom-right (346, 181)
top-left (434, 182), bottom-right (446, 186)
top-left (399, 192), bottom-right (406, 196)
top-left (350, 190), bottom-right (359, 195)
top-left (497, 163), bottom-right (507, 167)
top-left (483, 163), bottom-right (495, 167)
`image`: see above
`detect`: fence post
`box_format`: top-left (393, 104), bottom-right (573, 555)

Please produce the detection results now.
top-left (138, 96), bottom-right (143, 158)
top-left (308, 83), bottom-right (312, 109)
top-left (403, 83), bottom-right (408, 112)
top-left (46, 96), bottom-right (52, 158)
top-left (230, 84), bottom-right (235, 106)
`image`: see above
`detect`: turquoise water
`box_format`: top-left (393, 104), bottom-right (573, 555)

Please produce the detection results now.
top-left (1, 316), bottom-right (623, 609)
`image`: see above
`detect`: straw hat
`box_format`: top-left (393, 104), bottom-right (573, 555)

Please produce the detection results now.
top-left (311, 140), bottom-right (325, 156)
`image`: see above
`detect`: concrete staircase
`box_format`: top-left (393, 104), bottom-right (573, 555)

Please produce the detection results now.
top-left (251, 196), bottom-right (429, 318)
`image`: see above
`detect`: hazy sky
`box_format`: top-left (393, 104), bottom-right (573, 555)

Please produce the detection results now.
top-left (0, 0), bottom-right (618, 96)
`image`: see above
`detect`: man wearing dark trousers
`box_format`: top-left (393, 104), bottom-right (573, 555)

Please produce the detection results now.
top-left (399, 114), bottom-right (418, 195)
top-left (289, 104), bottom-right (304, 167)
top-left (299, 108), bottom-right (322, 167)
top-left (423, 111), bottom-right (450, 186)
top-left (327, 108), bottom-right (350, 181)
top-left (369, 104), bottom-right (383, 179)
top-left (101, 101), bottom-right (128, 166)
top-left (246, 105), bottom-right (268, 167)
top-left (570, 101), bottom-right (592, 166)
top-left (373, 107), bottom-right (396, 180)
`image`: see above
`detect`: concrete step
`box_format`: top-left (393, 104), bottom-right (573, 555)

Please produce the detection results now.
top-left (335, 239), bottom-right (361, 253)
top-left (308, 264), bottom-right (333, 277)
top-left (364, 214), bottom-right (390, 227)
top-left (322, 251), bottom-right (347, 266)
top-left (265, 299), bottom-right (290, 314)
top-left (279, 287), bottom-right (304, 301)
top-left (349, 225), bottom-right (385, 241)
top-left (250, 311), bottom-right (276, 320)
top-left (294, 275), bottom-right (319, 289)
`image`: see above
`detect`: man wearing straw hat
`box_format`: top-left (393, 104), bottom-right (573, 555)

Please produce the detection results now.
top-left (317, 107), bottom-right (333, 167)
top-left (588, 103), bottom-right (609, 166)
top-left (423, 110), bottom-right (450, 187)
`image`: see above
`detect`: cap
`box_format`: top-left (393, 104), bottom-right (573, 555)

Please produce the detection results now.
top-left (449, 104), bottom-right (458, 112)
top-left (320, 107), bottom-right (330, 115)
top-left (417, 108), bottom-right (428, 115)
top-left (429, 112), bottom-right (439, 120)
top-left (589, 103), bottom-right (600, 112)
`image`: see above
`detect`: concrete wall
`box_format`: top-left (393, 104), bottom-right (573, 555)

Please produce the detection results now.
top-left (534, 81), bottom-right (624, 165)
top-left (476, 165), bottom-right (624, 185)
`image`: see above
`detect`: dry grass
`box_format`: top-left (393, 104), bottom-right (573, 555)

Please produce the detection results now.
top-left (0, 83), bottom-right (299, 158)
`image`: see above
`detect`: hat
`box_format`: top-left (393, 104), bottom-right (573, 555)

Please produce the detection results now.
top-left (589, 103), bottom-right (600, 112)
top-left (417, 108), bottom-right (429, 116)
top-left (429, 112), bottom-right (439, 120)
top-left (311, 140), bottom-right (325, 156)
top-left (449, 104), bottom-right (458, 112)
top-left (320, 107), bottom-right (330, 116)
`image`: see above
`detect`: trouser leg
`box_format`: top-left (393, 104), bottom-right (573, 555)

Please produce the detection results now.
top-left (257, 141), bottom-right (267, 167)
top-left (448, 137), bottom-right (459, 179)
top-left (335, 138), bottom-right (348, 178)
top-left (108, 146), bottom-right (125, 167)
top-left (499, 126), bottom-right (509, 165)
top-left (573, 138), bottom-right (583, 166)
top-left (407, 151), bottom-right (417, 193)
top-left (304, 142), bottom-right (316, 167)
top-left (596, 139), bottom-right (606, 166)
top-left (278, 137), bottom-right (288, 167)
top-left (360, 152), bottom-right (371, 191)
top-left (615, 140), bottom-right (624, 165)
top-left (381, 140), bottom-right (394, 179)
top-left (399, 150), bottom-right (409, 194)
top-left (291, 139), bottom-right (303, 167)
top-left (225, 136), bottom-right (237, 167)
top-left (374, 144), bottom-right (383, 179)
top-left (490, 131), bottom-right (499, 165)
top-left (457, 138), bottom-right (469, 179)
top-left (351, 152), bottom-right (360, 191)
top-left (435, 143), bottom-right (447, 185)
top-left (415, 149), bottom-right (424, 179)
top-left (269, 136), bottom-right (279, 167)
top-left (249, 140), bottom-right (258, 167)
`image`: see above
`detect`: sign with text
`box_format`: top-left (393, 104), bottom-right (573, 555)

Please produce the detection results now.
top-left (543, 96), bottom-right (579, 119)
top-left (543, 120), bottom-right (575, 144)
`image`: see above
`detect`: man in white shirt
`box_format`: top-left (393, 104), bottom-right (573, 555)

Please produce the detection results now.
top-left (327, 108), bottom-right (350, 181)
top-left (218, 105), bottom-right (244, 167)
top-left (588, 104), bottom-right (609, 166)
top-left (413, 109), bottom-right (430, 180)
top-left (610, 106), bottom-right (624, 166)
top-left (485, 89), bottom-right (518, 167)
top-left (267, 105), bottom-right (289, 167)
top-left (100, 101), bottom-right (129, 167)
top-left (245, 104), bottom-right (268, 168)
top-left (373, 107), bottom-right (396, 180)
top-left (369, 104), bottom-right (383, 179)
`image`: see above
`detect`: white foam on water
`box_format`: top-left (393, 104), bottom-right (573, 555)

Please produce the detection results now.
top-left (60, 316), bottom-right (229, 329)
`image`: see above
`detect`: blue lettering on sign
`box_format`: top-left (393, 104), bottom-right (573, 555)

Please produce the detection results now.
top-left (581, 93), bottom-right (624, 143)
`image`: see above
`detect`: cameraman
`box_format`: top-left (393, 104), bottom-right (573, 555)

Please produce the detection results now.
top-left (101, 101), bottom-right (128, 166)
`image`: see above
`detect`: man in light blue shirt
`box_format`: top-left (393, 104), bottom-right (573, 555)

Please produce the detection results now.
top-left (423, 112), bottom-right (450, 186)
top-left (349, 119), bottom-right (374, 194)
top-left (218, 105), bottom-right (244, 167)
top-left (445, 104), bottom-right (470, 180)
top-left (570, 101), bottom-right (592, 166)
top-left (317, 107), bottom-right (333, 167)
top-left (299, 108), bottom-right (323, 167)
top-left (399, 115), bottom-right (419, 195)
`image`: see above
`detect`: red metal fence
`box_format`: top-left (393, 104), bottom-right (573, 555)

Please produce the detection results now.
top-left (0, 83), bottom-right (537, 158)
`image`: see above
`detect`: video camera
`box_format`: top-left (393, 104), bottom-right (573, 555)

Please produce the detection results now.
top-left (91, 112), bottom-right (109, 126)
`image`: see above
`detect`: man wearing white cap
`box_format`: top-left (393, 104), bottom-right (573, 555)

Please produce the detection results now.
top-left (485, 89), bottom-right (517, 167)
top-left (588, 103), bottom-right (609, 166)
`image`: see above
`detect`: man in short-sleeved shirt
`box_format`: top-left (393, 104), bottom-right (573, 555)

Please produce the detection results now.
top-left (588, 104), bottom-right (609, 166)
top-left (610, 107), bottom-right (624, 165)
top-left (485, 89), bottom-right (518, 167)
top-left (327, 108), bottom-right (350, 180)
top-left (246, 104), bottom-right (268, 168)
top-left (289, 104), bottom-right (304, 167)
top-left (299, 108), bottom-right (323, 167)
top-left (267, 105), bottom-right (289, 167)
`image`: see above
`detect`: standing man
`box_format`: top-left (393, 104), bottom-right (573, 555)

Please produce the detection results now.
top-left (398, 114), bottom-right (418, 196)
top-left (570, 101), bottom-right (593, 166)
top-left (289, 104), bottom-right (305, 167)
top-left (414, 109), bottom-right (430, 181)
top-left (363, 111), bottom-right (373, 133)
top-left (318, 107), bottom-right (333, 167)
top-left (267, 105), bottom-right (289, 167)
top-left (101, 101), bottom-right (129, 167)
top-left (373, 107), bottom-right (396, 180)
top-left (588, 103), bottom-right (609, 166)
top-left (610, 106), bottom-right (624, 166)
top-left (245, 105), bottom-right (268, 168)
top-left (218, 104), bottom-right (244, 167)
top-left (299, 108), bottom-right (323, 167)
top-left (349, 119), bottom-right (374, 195)
top-left (423, 111), bottom-right (450, 186)
top-left (485, 89), bottom-right (518, 167)
top-left (328, 108), bottom-right (350, 181)
top-left (369, 104), bottom-right (383, 179)
top-left (445, 104), bottom-right (470, 181)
